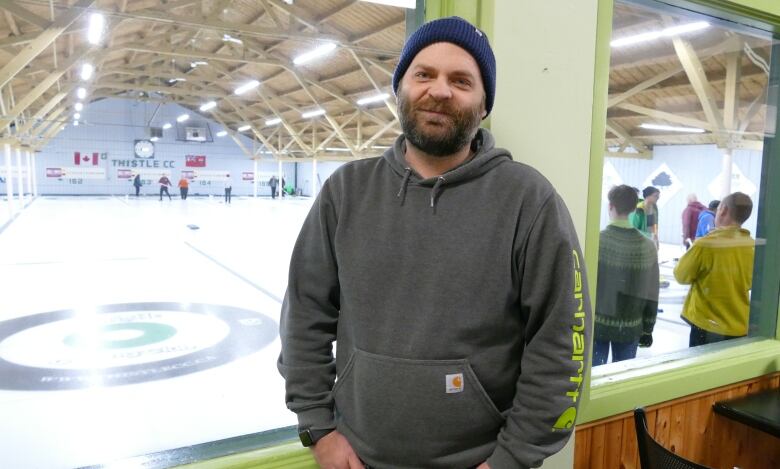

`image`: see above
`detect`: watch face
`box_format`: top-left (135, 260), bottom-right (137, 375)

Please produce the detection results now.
top-left (134, 140), bottom-right (155, 159)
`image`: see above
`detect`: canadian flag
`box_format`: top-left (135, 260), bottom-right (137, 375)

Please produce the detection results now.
top-left (74, 151), bottom-right (98, 165)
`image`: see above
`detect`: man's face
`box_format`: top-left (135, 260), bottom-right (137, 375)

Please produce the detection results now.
top-left (646, 191), bottom-right (659, 205)
top-left (397, 42), bottom-right (486, 157)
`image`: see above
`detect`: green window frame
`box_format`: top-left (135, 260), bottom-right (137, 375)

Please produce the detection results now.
top-left (581, 0), bottom-right (780, 424)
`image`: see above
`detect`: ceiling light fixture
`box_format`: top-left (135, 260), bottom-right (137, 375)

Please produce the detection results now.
top-left (74, 102), bottom-right (84, 111)
top-left (223, 34), bottom-right (243, 44)
top-left (234, 79), bottom-right (260, 95)
top-left (190, 61), bottom-right (208, 68)
top-left (199, 101), bottom-right (217, 111)
top-left (293, 43), bottom-right (337, 65)
top-left (265, 117), bottom-right (282, 126)
top-left (150, 136), bottom-right (159, 142)
top-left (357, 93), bottom-right (390, 105)
top-left (73, 113), bottom-right (81, 119)
top-left (87, 13), bottom-right (105, 45)
top-left (73, 120), bottom-right (79, 126)
top-left (357, 0), bottom-right (416, 7)
top-left (162, 123), bottom-right (172, 130)
top-left (216, 130), bottom-right (228, 137)
top-left (611, 21), bottom-right (709, 47)
top-left (237, 124), bottom-right (251, 132)
top-left (639, 123), bottom-right (706, 133)
top-left (177, 114), bottom-right (190, 122)
top-left (301, 108), bottom-right (326, 118)
top-left (76, 87), bottom-right (87, 99)
top-left (168, 77), bottom-right (186, 83)
top-left (326, 147), bottom-right (350, 152)
top-left (80, 63), bottom-right (94, 80)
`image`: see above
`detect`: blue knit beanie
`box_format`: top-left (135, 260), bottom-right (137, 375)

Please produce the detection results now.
top-left (392, 16), bottom-right (496, 117)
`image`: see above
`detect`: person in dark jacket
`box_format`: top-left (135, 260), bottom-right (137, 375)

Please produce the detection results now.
top-left (132, 174), bottom-right (142, 196)
top-left (695, 199), bottom-right (719, 239)
top-left (594, 185), bottom-right (659, 365)
top-left (158, 174), bottom-right (172, 200)
top-left (268, 175), bottom-right (278, 199)
top-left (681, 193), bottom-right (706, 249)
top-left (278, 16), bottom-right (591, 469)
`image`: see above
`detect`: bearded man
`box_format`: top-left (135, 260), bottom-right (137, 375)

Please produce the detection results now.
top-left (278, 16), bottom-right (591, 469)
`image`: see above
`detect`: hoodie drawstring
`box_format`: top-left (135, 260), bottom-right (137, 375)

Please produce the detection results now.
top-left (397, 167), bottom-right (412, 204)
top-left (430, 176), bottom-right (445, 209)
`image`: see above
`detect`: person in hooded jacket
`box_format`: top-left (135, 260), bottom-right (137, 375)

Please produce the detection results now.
top-left (278, 16), bottom-right (591, 469)
top-left (681, 193), bottom-right (706, 249)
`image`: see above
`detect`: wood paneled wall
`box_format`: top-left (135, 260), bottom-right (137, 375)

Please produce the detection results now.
top-left (575, 373), bottom-right (780, 469)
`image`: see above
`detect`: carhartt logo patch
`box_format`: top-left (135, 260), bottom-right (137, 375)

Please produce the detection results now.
top-left (446, 373), bottom-right (464, 393)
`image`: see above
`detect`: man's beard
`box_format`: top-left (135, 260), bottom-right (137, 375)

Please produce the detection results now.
top-left (398, 91), bottom-right (483, 157)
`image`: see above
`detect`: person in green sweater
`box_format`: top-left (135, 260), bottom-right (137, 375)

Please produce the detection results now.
top-left (594, 185), bottom-right (659, 366)
top-left (630, 186), bottom-right (660, 248)
top-left (674, 192), bottom-right (755, 346)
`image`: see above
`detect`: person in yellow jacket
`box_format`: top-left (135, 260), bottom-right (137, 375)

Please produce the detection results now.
top-left (674, 192), bottom-right (755, 346)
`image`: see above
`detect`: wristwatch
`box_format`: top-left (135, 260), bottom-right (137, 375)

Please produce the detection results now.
top-left (298, 428), bottom-right (335, 447)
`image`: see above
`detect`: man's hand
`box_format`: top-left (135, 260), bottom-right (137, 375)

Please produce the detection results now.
top-left (639, 333), bottom-right (653, 348)
top-left (310, 431), bottom-right (364, 469)
top-left (476, 463), bottom-right (491, 469)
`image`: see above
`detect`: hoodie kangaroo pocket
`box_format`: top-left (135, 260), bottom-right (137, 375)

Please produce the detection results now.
top-left (333, 349), bottom-right (504, 462)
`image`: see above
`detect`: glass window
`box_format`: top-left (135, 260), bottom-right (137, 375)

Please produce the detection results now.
top-left (594, 0), bottom-right (778, 369)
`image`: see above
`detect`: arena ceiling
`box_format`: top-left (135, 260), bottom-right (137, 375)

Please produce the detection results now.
top-left (606, 3), bottom-right (773, 159)
top-left (0, 0), bottom-right (407, 160)
top-left (0, 2), bottom-right (773, 161)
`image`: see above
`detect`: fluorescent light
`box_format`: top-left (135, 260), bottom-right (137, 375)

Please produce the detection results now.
top-left (80, 63), bottom-right (94, 80)
top-left (223, 34), bottom-right (243, 44)
top-left (358, 0), bottom-right (416, 7)
top-left (168, 77), bottom-right (186, 83)
top-left (237, 124), bottom-right (251, 132)
top-left (372, 145), bottom-right (391, 149)
top-left (162, 123), bottom-right (172, 130)
top-left (199, 101), bottom-right (217, 111)
top-left (73, 120), bottom-right (79, 126)
top-left (216, 130), bottom-right (228, 137)
top-left (234, 79), bottom-right (260, 95)
top-left (357, 93), bottom-right (390, 105)
top-left (326, 147), bottom-right (350, 152)
top-left (265, 117), bottom-right (282, 126)
top-left (190, 61), bottom-right (208, 68)
top-left (293, 43), bottom-right (337, 65)
top-left (301, 108), bottom-right (326, 118)
top-left (150, 136), bottom-right (159, 142)
top-left (77, 87), bottom-right (87, 99)
top-left (611, 21), bottom-right (709, 47)
top-left (177, 114), bottom-right (189, 122)
top-left (73, 113), bottom-right (81, 119)
top-left (87, 13), bottom-right (105, 45)
top-left (74, 102), bottom-right (84, 111)
top-left (639, 123), bottom-right (706, 133)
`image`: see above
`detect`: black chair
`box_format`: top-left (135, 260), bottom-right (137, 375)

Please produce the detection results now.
top-left (634, 408), bottom-right (712, 469)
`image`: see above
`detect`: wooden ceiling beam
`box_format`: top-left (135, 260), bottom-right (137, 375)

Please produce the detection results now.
top-left (669, 33), bottom-right (724, 132)
top-left (0, 0), bottom-right (95, 90)
top-left (0, 0), bottom-right (50, 30)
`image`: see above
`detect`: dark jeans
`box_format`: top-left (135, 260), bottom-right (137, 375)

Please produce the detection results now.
top-left (180, 187), bottom-right (188, 199)
top-left (160, 186), bottom-right (170, 200)
top-left (225, 187), bottom-right (232, 203)
top-left (135, 185), bottom-right (140, 196)
top-left (689, 324), bottom-right (742, 347)
top-left (593, 339), bottom-right (639, 366)
top-left (270, 187), bottom-right (277, 199)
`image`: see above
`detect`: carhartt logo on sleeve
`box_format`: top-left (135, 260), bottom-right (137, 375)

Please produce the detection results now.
top-left (446, 373), bottom-right (464, 393)
top-left (552, 249), bottom-right (587, 432)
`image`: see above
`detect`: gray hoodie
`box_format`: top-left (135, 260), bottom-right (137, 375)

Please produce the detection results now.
top-left (278, 129), bottom-right (591, 469)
